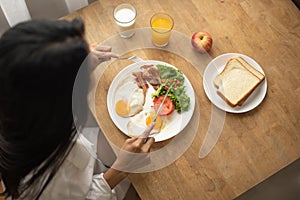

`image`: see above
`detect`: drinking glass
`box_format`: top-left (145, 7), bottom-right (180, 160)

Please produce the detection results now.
top-left (150, 13), bottom-right (174, 47)
top-left (113, 3), bottom-right (137, 38)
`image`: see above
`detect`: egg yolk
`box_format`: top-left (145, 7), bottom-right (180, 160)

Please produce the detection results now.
top-left (146, 112), bottom-right (163, 130)
top-left (115, 100), bottom-right (129, 117)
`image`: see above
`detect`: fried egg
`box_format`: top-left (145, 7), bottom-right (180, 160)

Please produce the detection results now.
top-left (115, 82), bottom-right (169, 137)
top-left (115, 82), bottom-right (145, 117)
top-left (127, 107), bottom-right (166, 136)
top-left (126, 84), bottom-right (169, 136)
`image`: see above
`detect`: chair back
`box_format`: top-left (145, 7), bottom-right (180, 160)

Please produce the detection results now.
top-left (0, 0), bottom-right (31, 27)
top-left (0, 0), bottom-right (91, 35)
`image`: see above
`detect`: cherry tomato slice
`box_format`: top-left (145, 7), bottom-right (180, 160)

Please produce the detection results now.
top-left (153, 96), bottom-right (175, 116)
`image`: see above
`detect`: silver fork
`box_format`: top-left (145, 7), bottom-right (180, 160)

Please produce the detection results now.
top-left (117, 56), bottom-right (144, 63)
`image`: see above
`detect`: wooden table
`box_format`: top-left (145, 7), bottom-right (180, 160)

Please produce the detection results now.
top-left (63, 0), bottom-right (300, 199)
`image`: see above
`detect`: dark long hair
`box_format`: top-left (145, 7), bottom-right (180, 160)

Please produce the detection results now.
top-left (0, 19), bottom-right (89, 199)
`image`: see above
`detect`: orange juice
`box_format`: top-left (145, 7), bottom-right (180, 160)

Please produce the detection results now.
top-left (150, 14), bottom-right (174, 47)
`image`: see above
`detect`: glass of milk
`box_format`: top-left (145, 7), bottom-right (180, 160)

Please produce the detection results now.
top-left (113, 3), bottom-right (136, 38)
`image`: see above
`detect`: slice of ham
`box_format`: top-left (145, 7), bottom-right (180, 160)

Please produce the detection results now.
top-left (132, 65), bottom-right (162, 92)
top-left (132, 71), bottom-right (148, 95)
top-left (140, 65), bottom-right (161, 86)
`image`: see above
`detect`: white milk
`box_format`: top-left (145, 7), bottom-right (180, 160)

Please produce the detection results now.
top-left (114, 7), bottom-right (136, 38)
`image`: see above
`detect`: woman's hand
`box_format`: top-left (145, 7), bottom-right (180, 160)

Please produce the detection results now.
top-left (119, 136), bottom-right (155, 154)
top-left (114, 136), bottom-right (155, 170)
top-left (89, 44), bottom-right (119, 68)
top-left (103, 137), bottom-right (155, 189)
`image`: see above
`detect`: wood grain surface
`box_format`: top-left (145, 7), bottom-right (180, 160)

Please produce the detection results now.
top-left (0, 181), bottom-right (4, 200)
top-left (62, 0), bottom-right (300, 199)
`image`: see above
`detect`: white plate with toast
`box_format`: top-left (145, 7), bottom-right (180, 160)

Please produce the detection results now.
top-left (203, 53), bottom-right (267, 113)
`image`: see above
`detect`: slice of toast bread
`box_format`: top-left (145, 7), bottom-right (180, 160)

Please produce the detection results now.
top-left (236, 57), bottom-right (265, 81)
top-left (235, 57), bottom-right (265, 105)
top-left (213, 57), bottom-right (265, 107)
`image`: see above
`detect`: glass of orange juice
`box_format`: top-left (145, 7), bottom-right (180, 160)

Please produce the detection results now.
top-left (150, 13), bottom-right (174, 47)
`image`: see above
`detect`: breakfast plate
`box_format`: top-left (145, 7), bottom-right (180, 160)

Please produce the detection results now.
top-left (107, 60), bottom-right (195, 142)
top-left (203, 53), bottom-right (267, 113)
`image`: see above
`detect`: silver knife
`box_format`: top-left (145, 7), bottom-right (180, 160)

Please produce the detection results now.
top-left (142, 83), bottom-right (174, 142)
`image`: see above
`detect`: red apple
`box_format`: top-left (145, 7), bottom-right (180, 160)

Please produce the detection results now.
top-left (191, 31), bottom-right (213, 53)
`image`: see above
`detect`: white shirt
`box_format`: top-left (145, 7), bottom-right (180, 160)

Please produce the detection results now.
top-left (39, 134), bottom-right (130, 200)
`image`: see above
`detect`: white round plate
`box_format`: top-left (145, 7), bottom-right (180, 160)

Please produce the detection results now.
top-left (107, 60), bottom-right (195, 142)
top-left (203, 53), bottom-right (267, 113)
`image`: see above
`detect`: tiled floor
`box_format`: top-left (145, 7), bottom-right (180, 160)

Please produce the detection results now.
top-left (235, 158), bottom-right (300, 200)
